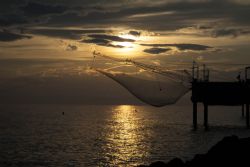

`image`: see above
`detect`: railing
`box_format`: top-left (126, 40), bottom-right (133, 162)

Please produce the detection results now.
top-left (192, 61), bottom-right (209, 82)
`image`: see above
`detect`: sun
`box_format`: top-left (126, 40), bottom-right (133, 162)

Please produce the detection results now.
top-left (111, 34), bottom-right (139, 53)
top-left (119, 34), bottom-right (138, 41)
top-left (113, 41), bottom-right (136, 54)
top-left (114, 41), bottom-right (134, 48)
top-left (103, 32), bottom-right (145, 58)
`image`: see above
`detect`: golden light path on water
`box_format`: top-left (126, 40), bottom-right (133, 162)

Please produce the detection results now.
top-left (103, 105), bottom-right (149, 166)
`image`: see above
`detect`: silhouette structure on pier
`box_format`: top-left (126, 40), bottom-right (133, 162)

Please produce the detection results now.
top-left (191, 64), bottom-right (250, 130)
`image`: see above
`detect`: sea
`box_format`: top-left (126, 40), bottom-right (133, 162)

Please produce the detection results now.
top-left (1, 95), bottom-right (250, 167)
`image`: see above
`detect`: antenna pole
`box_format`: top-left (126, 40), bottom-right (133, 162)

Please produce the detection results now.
top-left (203, 64), bottom-right (206, 81)
top-left (192, 61), bottom-right (194, 81)
top-left (197, 65), bottom-right (199, 81)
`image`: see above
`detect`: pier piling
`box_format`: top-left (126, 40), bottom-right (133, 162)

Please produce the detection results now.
top-left (242, 104), bottom-right (245, 117)
top-left (193, 102), bottom-right (197, 130)
top-left (204, 103), bottom-right (208, 130)
top-left (247, 104), bottom-right (249, 128)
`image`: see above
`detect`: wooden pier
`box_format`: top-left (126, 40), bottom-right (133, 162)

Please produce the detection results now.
top-left (191, 64), bottom-right (250, 130)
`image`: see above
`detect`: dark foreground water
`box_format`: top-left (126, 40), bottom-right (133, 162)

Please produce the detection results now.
top-left (0, 102), bottom-right (250, 166)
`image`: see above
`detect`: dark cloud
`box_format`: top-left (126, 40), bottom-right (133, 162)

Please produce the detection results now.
top-left (141, 43), bottom-right (212, 51)
top-left (81, 34), bottom-right (135, 48)
top-left (106, 44), bottom-right (124, 48)
top-left (66, 44), bottom-right (77, 51)
top-left (0, 14), bottom-right (28, 27)
top-left (175, 25), bottom-right (250, 38)
top-left (0, 0), bottom-right (250, 38)
top-left (44, 0), bottom-right (250, 31)
top-left (197, 25), bottom-right (213, 30)
top-left (21, 2), bottom-right (67, 16)
top-left (88, 34), bottom-right (135, 42)
top-left (0, 30), bottom-right (31, 42)
top-left (0, 1), bottom-right (68, 28)
top-left (174, 44), bottom-right (212, 51)
top-left (128, 30), bottom-right (141, 36)
top-left (83, 38), bottom-right (110, 45)
top-left (28, 28), bottom-right (112, 40)
top-left (82, 38), bottom-right (124, 48)
top-left (0, 0), bottom-right (21, 13)
top-left (143, 47), bottom-right (170, 54)
top-left (211, 28), bottom-right (250, 38)
top-left (0, 1), bottom-right (69, 27)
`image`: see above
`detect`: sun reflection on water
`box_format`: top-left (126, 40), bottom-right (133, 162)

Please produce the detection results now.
top-left (103, 105), bottom-right (149, 166)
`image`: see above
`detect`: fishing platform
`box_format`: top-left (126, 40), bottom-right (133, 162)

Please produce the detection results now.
top-left (191, 63), bottom-right (250, 130)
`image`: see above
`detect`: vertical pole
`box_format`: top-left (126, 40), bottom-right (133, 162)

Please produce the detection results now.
top-left (193, 102), bottom-right (197, 130)
top-left (203, 64), bottom-right (206, 81)
top-left (192, 61), bottom-right (194, 81)
top-left (242, 104), bottom-right (245, 117)
top-left (192, 61), bottom-right (196, 81)
top-left (197, 66), bottom-right (199, 81)
top-left (246, 104), bottom-right (249, 128)
top-left (245, 67), bottom-right (247, 81)
top-left (207, 70), bottom-right (210, 82)
top-left (204, 103), bottom-right (208, 130)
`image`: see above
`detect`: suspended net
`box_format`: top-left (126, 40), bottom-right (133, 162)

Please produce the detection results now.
top-left (92, 52), bottom-right (192, 107)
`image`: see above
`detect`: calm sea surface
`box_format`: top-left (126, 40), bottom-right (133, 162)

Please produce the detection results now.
top-left (1, 100), bottom-right (250, 166)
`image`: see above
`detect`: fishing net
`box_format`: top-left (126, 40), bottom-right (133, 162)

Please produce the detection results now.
top-left (96, 65), bottom-right (191, 107)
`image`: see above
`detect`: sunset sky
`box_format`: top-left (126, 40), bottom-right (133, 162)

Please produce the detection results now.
top-left (1, 0), bottom-right (250, 104)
